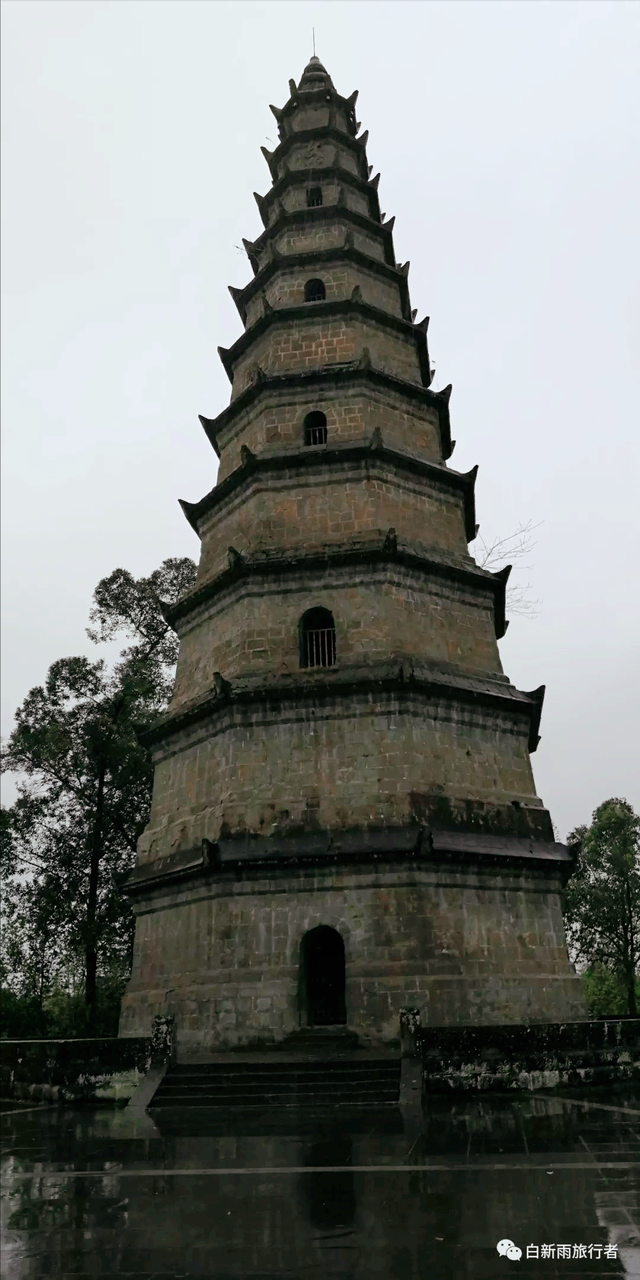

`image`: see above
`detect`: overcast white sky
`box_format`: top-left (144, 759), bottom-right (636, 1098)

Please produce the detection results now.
top-left (2, 0), bottom-right (639, 839)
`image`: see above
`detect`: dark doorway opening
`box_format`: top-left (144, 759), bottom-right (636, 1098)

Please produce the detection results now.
top-left (301, 925), bottom-right (347, 1026)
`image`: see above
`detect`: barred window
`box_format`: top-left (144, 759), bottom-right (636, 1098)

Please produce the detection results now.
top-left (307, 186), bottom-right (323, 208)
top-left (304, 410), bottom-right (328, 446)
top-left (305, 277), bottom-right (326, 302)
top-left (300, 607), bottom-right (336, 669)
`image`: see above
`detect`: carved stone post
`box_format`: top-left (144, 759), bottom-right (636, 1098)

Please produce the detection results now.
top-left (151, 1015), bottom-right (175, 1065)
top-left (400, 1007), bottom-right (421, 1059)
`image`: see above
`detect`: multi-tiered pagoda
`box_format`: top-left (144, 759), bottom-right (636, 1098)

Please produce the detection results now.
top-left (119, 57), bottom-right (584, 1055)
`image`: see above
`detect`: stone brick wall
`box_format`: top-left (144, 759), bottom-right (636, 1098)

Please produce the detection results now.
top-left (243, 261), bottom-right (402, 327)
top-left (137, 690), bottom-right (536, 865)
top-left (285, 104), bottom-right (351, 135)
top-left (273, 220), bottom-right (385, 263)
top-left (279, 180), bottom-right (370, 219)
top-left (215, 387), bottom-right (443, 480)
top-left (170, 568), bottom-right (502, 702)
top-left (280, 138), bottom-right (359, 179)
top-left (230, 314), bottom-right (421, 399)
top-left (118, 859), bottom-right (585, 1050)
top-left (197, 464), bottom-right (470, 581)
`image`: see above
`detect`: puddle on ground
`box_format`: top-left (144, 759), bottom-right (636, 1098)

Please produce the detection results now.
top-left (1, 1090), bottom-right (639, 1277)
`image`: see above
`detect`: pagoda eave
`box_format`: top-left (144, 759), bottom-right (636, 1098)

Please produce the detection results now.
top-left (257, 165), bottom-right (381, 223)
top-left (277, 85), bottom-right (359, 129)
top-left (163, 540), bottom-right (505, 638)
top-left (137, 659), bottom-right (545, 755)
top-left (178, 439), bottom-right (476, 541)
top-left (198, 364), bottom-right (454, 461)
top-left (231, 242), bottom-right (411, 324)
top-left (122, 827), bottom-right (574, 898)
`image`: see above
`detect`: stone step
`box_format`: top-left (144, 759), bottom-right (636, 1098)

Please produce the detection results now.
top-left (156, 1079), bottom-right (398, 1101)
top-left (151, 1089), bottom-right (400, 1109)
top-left (149, 1053), bottom-right (401, 1110)
top-left (154, 1069), bottom-right (400, 1090)
top-left (165, 1059), bottom-right (396, 1080)
top-left (280, 1027), bottom-right (360, 1048)
top-left (150, 1106), bottom-right (406, 1135)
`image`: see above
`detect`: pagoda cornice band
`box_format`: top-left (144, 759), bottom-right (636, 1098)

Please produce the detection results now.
top-left (123, 827), bottom-right (573, 898)
top-left (137, 659), bottom-right (545, 754)
top-left (199, 364), bottom-right (454, 460)
top-left (256, 164), bottom-right (382, 225)
top-left (180, 439), bottom-right (477, 541)
top-left (230, 242), bottom-right (411, 325)
top-left (218, 295), bottom-right (431, 387)
top-left (249, 204), bottom-right (397, 269)
top-left (259, 124), bottom-right (370, 185)
top-left (162, 536), bottom-right (508, 638)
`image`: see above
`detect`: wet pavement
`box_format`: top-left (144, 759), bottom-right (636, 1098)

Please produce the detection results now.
top-left (1, 1087), bottom-right (640, 1278)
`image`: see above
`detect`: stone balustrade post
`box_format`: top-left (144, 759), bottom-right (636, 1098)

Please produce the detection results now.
top-left (151, 1015), bottom-right (176, 1065)
top-left (400, 1007), bottom-right (421, 1059)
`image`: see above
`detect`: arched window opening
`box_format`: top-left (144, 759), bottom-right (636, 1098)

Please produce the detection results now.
top-left (304, 278), bottom-right (326, 303)
top-left (304, 410), bottom-right (327, 447)
top-left (306, 186), bottom-right (323, 208)
top-left (300, 607), bottom-right (336, 669)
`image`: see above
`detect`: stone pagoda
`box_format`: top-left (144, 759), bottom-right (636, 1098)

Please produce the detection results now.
top-left (119, 56), bottom-right (584, 1055)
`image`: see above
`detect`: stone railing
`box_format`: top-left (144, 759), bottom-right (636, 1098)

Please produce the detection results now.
top-left (413, 1018), bottom-right (640, 1092)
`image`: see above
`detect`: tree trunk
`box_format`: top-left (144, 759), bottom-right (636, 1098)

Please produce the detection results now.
top-left (625, 877), bottom-right (637, 1017)
top-left (626, 963), bottom-right (637, 1017)
top-left (85, 760), bottom-right (106, 1031)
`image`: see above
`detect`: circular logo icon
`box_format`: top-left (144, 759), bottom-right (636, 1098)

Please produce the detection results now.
top-left (496, 1240), bottom-right (515, 1257)
top-left (496, 1239), bottom-right (521, 1260)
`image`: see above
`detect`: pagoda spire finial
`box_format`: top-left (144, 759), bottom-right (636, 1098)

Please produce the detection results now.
top-left (298, 52), bottom-right (334, 92)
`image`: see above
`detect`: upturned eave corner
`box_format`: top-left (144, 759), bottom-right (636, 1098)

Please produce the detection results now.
top-left (198, 413), bottom-right (220, 458)
top-left (177, 498), bottom-right (201, 536)
top-left (523, 684), bottom-right (546, 752)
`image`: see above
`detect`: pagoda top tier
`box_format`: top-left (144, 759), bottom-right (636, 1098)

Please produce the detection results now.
top-left (269, 57), bottom-right (360, 142)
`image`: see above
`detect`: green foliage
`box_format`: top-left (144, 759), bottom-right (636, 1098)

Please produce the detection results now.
top-left (0, 987), bottom-right (48, 1039)
top-left (0, 977), bottom-right (126, 1039)
top-left (563, 798), bottom-right (640, 1017)
top-left (581, 964), bottom-right (629, 1018)
top-left (1, 556), bottom-right (196, 1036)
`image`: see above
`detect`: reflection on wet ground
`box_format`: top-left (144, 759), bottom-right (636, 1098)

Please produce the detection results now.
top-left (1, 1087), bottom-right (640, 1278)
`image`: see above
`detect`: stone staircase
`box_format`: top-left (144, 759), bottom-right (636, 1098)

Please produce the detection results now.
top-left (149, 1051), bottom-right (400, 1111)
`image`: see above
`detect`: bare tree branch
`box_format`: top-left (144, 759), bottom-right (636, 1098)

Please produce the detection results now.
top-left (474, 519), bottom-right (543, 619)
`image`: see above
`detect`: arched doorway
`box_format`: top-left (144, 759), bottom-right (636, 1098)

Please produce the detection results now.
top-left (301, 925), bottom-right (347, 1026)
